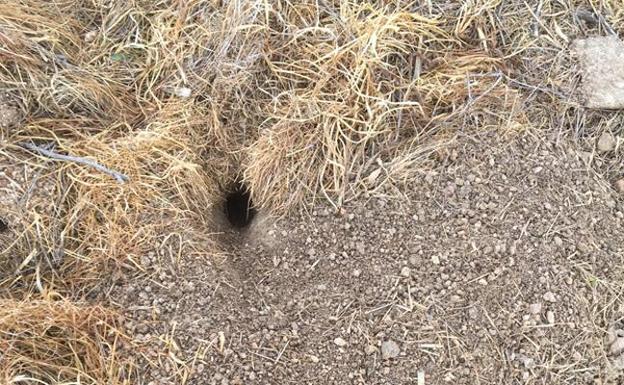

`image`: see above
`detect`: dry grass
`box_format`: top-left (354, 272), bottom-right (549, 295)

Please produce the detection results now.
top-left (1, 0), bottom-right (624, 382)
top-left (0, 297), bottom-right (134, 384)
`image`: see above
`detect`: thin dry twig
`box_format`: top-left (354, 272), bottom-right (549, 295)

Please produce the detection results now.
top-left (20, 142), bottom-right (129, 183)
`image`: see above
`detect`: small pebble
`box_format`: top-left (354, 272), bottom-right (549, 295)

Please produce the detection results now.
top-left (543, 292), bottom-right (557, 303)
top-left (365, 345), bottom-right (377, 355)
top-left (610, 337), bottom-right (624, 355)
top-left (529, 303), bottom-right (542, 315)
top-left (401, 266), bottom-right (411, 277)
top-left (334, 337), bottom-right (347, 347)
top-left (84, 30), bottom-right (97, 42)
top-left (381, 340), bottom-right (400, 359)
top-left (546, 310), bottom-right (555, 324)
top-left (174, 86), bottom-right (192, 98)
top-left (554, 236), bottom-right (563, 247)
top-left (597, 132), bottom-right (616, 152)
top-left (615, 179), bottom-right (624, 194)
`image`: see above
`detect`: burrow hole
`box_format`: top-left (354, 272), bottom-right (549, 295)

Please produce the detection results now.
top-left (224, 182), bottom-right (256, 228)
top-left (0, 218), bottom-right (7, 233)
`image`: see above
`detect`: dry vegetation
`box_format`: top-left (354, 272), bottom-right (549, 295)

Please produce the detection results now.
top-left (0, 0), bottom-right (623, 383)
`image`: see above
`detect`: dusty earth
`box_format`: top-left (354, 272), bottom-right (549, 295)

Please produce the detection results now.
top-left (105, 129), bottom-right (624, 385)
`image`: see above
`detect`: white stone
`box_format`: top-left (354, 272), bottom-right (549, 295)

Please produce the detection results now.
top-left (573, 36), bottom-right (624, 109)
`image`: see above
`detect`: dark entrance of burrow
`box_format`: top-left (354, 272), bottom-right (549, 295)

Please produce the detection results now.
top-left (224, 182), bottom-right (256, 228)
top-left (0, 218), bottom-right (7, 233)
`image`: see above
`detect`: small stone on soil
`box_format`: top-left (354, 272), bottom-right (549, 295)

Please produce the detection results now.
top-left (546, 310), bottom-right (555, 324)
top-left (610, 337), bottom-right (624, 355)
top-left (543, 292), bottom-right (557, 303)
top-left (529, 303), bottom-right (542, 314)
top-left (365, 345), bottom-right (377, 355)
top-left (334, 337), bottom-right (347, 347)
top-left (615, 179), bottom-right (624, 194)
top-left (554, 236), bottom-right (563, 247)
top-left (400, 266), bottom-right (411, 277)
top-left (597, 132), bottom-right (616, 152)
top-left (381, 339), bottom-right (400, 359)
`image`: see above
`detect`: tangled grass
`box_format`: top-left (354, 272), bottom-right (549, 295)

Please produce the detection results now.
top-left (1, 0), bottom-right (623, 383)
top-left (0, 297), bottom-right (134, 384)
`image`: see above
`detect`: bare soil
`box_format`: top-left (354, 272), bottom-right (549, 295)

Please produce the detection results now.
top-left (110, 130), bottom-right (624, 385)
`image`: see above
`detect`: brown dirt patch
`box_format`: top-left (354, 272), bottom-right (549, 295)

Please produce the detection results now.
top-left (110, 131), bottom-right (624, 384)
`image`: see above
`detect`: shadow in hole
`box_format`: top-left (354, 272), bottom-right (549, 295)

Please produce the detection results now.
top-left (224, 183), bottom-right (256, 228)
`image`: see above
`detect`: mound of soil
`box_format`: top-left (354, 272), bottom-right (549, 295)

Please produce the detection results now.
top-left (112, 131), bottom-right (624, 384)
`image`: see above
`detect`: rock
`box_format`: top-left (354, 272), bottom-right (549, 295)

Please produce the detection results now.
top-left (84, 30), bottom-right (97, 43)
top-left (309, 355), bottom-right (320, 363)
top-left (528, 303), bottom-right (542, 315)
top-left (478, 278), bottom-right (488, 286)
top-left (597, 132), bottom-right (616, 152)
top-left (546, 310), bottom-right (555, 324)
top-left (417, 370), bottom-right (425, 385)
top-left (365, 345), bottom-right (377, 355)
top-left (573, 36), bottom-right (624, 109)
top-left (554, 236), bottom-right (563, 248)
top-left (543, 292), bottom-right (557, 303)
top-left (352, 269), bottom-right (361, 277)
top-left (610, 337), bottom-right (624, 355)
top-left (381, 339), bottom-right (400, 359)
top-left (400, 266), bottom-right (411, 277)
top-left (431, 255), bottom-right (440, 265)
top-left (0, 104), bottom-right (20, 129)
top-left (614, 179), bottom-right (624, 194)
top-left (333, 337), bottom-right (347, 347)
top-left (174, 87), bottom-right (192, 98)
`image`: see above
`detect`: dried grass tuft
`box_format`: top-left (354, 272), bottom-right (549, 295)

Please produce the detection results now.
top-left (0, 297), bottom-right (134, 384)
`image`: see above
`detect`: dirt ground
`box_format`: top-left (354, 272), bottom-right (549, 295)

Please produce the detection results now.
top-left (106, 129), bottom-right (624, 385)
